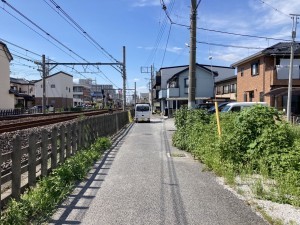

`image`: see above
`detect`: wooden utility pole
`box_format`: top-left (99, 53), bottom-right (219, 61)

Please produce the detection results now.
top-left (188, 0), bottom-right (197, 109)
top-left (287, 14), bottom-right (299, 121)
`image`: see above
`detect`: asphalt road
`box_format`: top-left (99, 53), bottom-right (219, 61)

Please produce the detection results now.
top-left (49, 115), bottom-right (267, 225)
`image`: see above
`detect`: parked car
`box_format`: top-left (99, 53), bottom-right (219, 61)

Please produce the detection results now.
top-left (195, 103), bottom-right (215, 110)
top-left (207, 102), bottom-right (230, 114)
top-left (221, 102), bottom-right (267, 112)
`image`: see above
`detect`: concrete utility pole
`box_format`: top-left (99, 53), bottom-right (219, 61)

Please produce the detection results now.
top-left (134, 82), bottom-right (137, 106)
top-left (151, 64), bottom-right (154, 112)
top-left (141, 65), bottom-right (154, 110)
top-left (123, 46), bottom-right (126, 111)
top-left (287, 14), bottom-right (299, 122)
top-left (188, 0), bottom-right (197, 109)
top-left (42, 54), bottom-right (46, 114)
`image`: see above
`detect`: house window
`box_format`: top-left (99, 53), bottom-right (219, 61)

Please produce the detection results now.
top-left (223, 85), bottom-right (229, 94)
top-left (241, 67), bottom-right (244, 76)
top-left (184, 78), bottom-right (189, 88)
top-left (51, 84), bottom-right (55, 88)
top-left (260, 92), bottom-right (264, 102)
top-left (249, 91), bottom-right (254, 102)
top-left (231, 84), bottom-right (236, 93)
top-left (251, 61), bottom-right (259, 76)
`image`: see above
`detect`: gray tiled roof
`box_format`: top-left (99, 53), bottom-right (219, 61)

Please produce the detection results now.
top-left (262, 42), bottom-right (300, 55)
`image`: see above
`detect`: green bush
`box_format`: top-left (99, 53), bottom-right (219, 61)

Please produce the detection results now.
top-left (173, 105), bottom-right (300, 206)
top-left (1, 137), bottom-right (111, 224)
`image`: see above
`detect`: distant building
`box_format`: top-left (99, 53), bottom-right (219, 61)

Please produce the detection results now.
top-left (0, 42), bottom-right (14, 109)
top-left (139, 93), bottom-right (149, 103)
top-left (73, 83), bottom-right (91, 106)
top-left (34, 71), bottom-right (73, 109)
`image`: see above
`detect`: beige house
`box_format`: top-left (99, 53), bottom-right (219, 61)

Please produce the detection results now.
top-left (0, 42), bottom-right (14, 109)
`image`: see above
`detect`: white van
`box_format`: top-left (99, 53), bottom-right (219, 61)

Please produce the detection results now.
top-left (221, 102), bottom-right (267, 112)
top-left (135, 103), bottom-right (151, 123)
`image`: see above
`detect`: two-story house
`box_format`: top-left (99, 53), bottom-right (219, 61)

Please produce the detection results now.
top-left (0, 42), bottom-right (14, 109)
top-left (231, 42), bottom-right (300, 114)
top-left (34, 71), bottom-right (73, 109)
top-left (153, 64), bottom-right (235, 113)
top-left (215, 76), bottom-right (237, 101)
top-left (10, 77), bottom-right (35, 108)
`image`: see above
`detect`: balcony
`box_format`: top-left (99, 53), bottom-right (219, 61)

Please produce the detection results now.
top-left (158, 90), bottom-right (167, 99)
top-left (167, 88), bottom-right (179, 98)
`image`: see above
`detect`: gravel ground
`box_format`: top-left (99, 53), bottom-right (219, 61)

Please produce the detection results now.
top-left (216, 177), bottom-right (300, 224)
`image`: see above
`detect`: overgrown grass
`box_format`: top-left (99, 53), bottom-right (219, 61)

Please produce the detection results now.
top-left (173, 106), bottom-right (300, 207)
top-left (0, 137), bottom-right (111, 225)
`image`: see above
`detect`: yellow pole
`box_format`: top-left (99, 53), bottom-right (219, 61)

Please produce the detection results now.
top-left (214, 102), bottom-right (221, 137)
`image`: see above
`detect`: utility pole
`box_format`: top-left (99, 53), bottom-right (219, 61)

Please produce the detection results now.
top-left (188, 0), bottom-right (197, 109)
top-left (134, 82), bottom-right (137, 106)
top-left (42, 54), bottom-right (46, 114)
top-left (141, 65), bottom-right (154, 110)
top-left (122, 46), bottom-right (126, 111)
top-left (151, 65), bottom-right (154, 112)
top-left (287, 14), bottom-right (299, 121)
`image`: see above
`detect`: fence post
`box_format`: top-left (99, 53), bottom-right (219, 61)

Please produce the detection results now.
top-left (51, 127), bottom-right (58, 169)
top-left (12, 135), bottom-right (21, 200)
top-left (41, 130), bottom-right (48, 177)
top-left (60, 125), bottom-right (65, 163)
top-left (116, 113), bottom-right (119, 132)
top-left (66, 124), bottom-right (71, 158)
top-left (28, 132), bottom-right (37, 187)
top-left (78, 121), bottom-right (82, 151)
top-left (71, 123), bottom-right (77, 154)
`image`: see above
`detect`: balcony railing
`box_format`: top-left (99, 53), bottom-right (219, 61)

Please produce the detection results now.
top-left (158, 90), bottom-right (167, 99)
top-left (167, 88), bottom-right (179, 98)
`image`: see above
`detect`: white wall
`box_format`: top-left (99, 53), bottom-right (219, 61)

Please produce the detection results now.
top-left (0, 44), bottom-right (14, 109)
top-left (35, 72), bottom-right (73, 98)
top-left (178, 67), bottom-right (214, 98)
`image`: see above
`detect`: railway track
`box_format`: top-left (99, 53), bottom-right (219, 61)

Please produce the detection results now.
top-left (0, 109), bottom-right (110, 133)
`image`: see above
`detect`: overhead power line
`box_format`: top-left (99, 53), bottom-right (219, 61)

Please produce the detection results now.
top-left (45, 0), bottom-right (120, 65)
top-left (173, 22), bottom-right (291, 41)
top-left (197, 41), bottom-right (266, 49)
top-left (0, 37), bottom-right (41, 57)
top-left (256, 0), bottom-right (290, 17)
top-left (1, 0), bottom-right (93, 63)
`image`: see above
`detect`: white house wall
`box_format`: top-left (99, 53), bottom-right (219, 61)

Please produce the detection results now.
top-left (35, 73), bottom-right (73, 98)
top-left (0, 45), bottom-right (14, 109)
top-left (178, 68), bottom-right (214, 98)
top-left (160, 66), bottom-right (188, 89)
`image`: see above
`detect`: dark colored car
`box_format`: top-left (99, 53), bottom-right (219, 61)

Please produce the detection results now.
top-left (196, 103), bottom-right (215, 110)
top-left (207, 102), bottom-right (229, 114)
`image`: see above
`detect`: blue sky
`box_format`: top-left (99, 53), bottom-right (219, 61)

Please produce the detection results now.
top-left (1, 0), bottom-right (299, 94)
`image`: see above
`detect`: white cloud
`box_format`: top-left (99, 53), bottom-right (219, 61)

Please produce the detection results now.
top-left (132, 0), bottom-right (169, 7)
top-left (166, 46), bottom-right (183, 54)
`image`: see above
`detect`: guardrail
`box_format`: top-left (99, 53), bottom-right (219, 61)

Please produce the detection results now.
top-left (0, 111), bottom-right (130, 209)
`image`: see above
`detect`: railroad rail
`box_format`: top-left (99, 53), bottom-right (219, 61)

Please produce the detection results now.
top-left (0, 109), bottom-right (111, 134)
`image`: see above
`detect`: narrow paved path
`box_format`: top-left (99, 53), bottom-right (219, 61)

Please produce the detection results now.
top-left (50, 116), bottom-right (267, 225)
